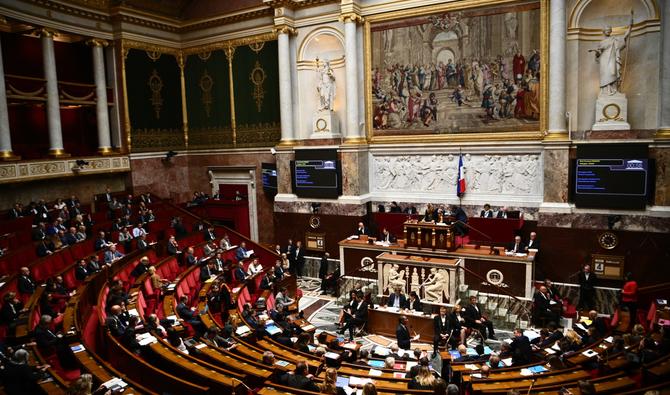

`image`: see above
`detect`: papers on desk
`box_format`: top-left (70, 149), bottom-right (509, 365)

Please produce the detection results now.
top-left (231, 287), bottom-right (241, 294)
top-left (483, 346), bottom-right (493, 355)
top-left (405, 361), bottom-right (417, 372)
top-left (194, 343), bottom-right (207, 349)
top-left (520, 369), bottom-right (533, 376)
top-left (348, 377), bottom-right (372, 386)
top-left (524, 330), bottom-right (541, 342)
top-left (166, 315), bottom-right (178, 323)
top-left (579, 316), bottom-right (593, 325)
top-left (551, 343), bottom-right (561, 351)
top-left (514, 253), bottom-right (527, 257)
top-left (464, 364), bottom-right (479, 370)
top-left (393, 372), bottom-right (405, 378)
top-left (368, 369), bottom-right (383, 377)
top-left (471, 373), bottom-right (483, 379)
top-left (136, 332), bottom-right (157, 346)
top-left (70, 344), bottom-right (85, 353)
top-left (544, 347), bottom-right (556, 355)
top-left (235, 325), bottom-right (251, 335)
top-left (582, 349), bottom-right (598, 358)
top-left (574, 323), bottom-right (587, 331)
top-left (324, 351), bottom-right (341, 360)
top-left (385, 307), bottom-right (400, 313)
top-left (374, 346), bottom-right (390, 356)
top-left (127, 308), bottom-right (139, 317)
top-left (346, 235), bottom-right (359, 240)
top-left (243, 249), bottom-right (254, 258)
top-left (226, 245), bottom-right (238, 251)
top-left (101, 378), bottom-right (128, 391)
top-left (367, 360), bottom-right (385, 368)
top-left (336, 376), bottom-right (350, 388)
top-left (374, 241), bottom-right (390, 247)
top-left (527, 365), bottom-right (548, 374)
top-left (275, 360), bottom-right (290, 367)
top-left (342, 342), bottom-right (358, 350)
top-left (302, 324), bottom-right (316, 332)
top-left (265, 324), bottom-right (282, 336)
top-left (466, 347), bottom-right (479, 356)
top-left (449, 350), bottom-right (460, 359)
top-left (501, 358), bottom-right (513, 367)
top-left (396, 349), bottom-right (406, 358)
top-left (604, 336), bottom-right (614, 343)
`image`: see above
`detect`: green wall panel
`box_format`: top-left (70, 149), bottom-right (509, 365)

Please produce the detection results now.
top-left (185, 50), bottom-right (231, 130)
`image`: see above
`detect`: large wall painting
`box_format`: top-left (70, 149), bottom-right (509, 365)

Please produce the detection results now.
top-left (369, 1), bottom-right (542, 137)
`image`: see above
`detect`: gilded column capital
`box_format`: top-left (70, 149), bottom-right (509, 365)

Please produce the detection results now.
top-left (340, 12), bottom-right (364, 24)
top-left (35, 27), bottom-right (58, 38)
top-left (86, 38), bottom-right (109, 47)
top-left (176, 52), bottom-right (186, 69)
top-left (273, 25), bottom-right (297, 36)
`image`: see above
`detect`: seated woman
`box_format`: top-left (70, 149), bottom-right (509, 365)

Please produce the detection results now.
top-left (167, 327), bottom-right (189, 355)
top-left (408, 365), bottom-right (436, 390)
top-left (319, 367), bottom-right (346, 395)
top-left (406, 291), bottom-right (422, 312)
top-left (449, 304), bottom-right (467, 347)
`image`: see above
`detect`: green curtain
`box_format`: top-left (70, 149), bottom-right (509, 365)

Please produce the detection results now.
top-left (185, 50), bottom-right (231, 131)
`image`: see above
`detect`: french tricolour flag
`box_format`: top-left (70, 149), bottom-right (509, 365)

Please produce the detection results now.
top-left (457, 153), bottom-right (466, 197)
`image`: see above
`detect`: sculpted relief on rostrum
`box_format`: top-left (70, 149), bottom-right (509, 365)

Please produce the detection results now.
top-left (372, 154), bottom-right (542, 198)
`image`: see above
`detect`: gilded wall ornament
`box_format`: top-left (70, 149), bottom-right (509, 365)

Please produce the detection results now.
top-left (249, 42), bottom-right (265, 54)
top-left (249, 61), bottom-right (266, 112)
top-left (199, 70), bottom-right (214, 118)
top-left (148, 69), bottom-right (164, 119)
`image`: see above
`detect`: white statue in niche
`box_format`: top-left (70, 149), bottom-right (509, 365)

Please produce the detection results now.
top-left (316, 58), bottom-right (336, 111)
top-left (589, 12), bottom-right (633, 96)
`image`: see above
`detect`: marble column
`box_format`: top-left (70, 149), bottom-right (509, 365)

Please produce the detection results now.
top-left (89, 39), bottom-right (112, 154)
top-left (343, 15), bottom-right (363, 141)
top-left (0, 36), bottom-right (18, 160)
top-left (41, 29), bottom-right (66, 156)
top-left (548, 0), bottom-right (566, 135)
top-left (276, 26), bottom-right (295, 144)
top-left (659, 0), bottom-right (670, 136)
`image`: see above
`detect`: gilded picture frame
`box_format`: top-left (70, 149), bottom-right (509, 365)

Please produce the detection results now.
top-left (363, 0), bottom-right (548, 143)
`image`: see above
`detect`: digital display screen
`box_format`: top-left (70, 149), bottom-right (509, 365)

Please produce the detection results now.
top-left (573, 144), bottom-right (652, 210)
top-left (575, 159), bottom-right (647, 196)
top-left (292, 149), bottom-right (341, 198)
top-left (261, 163), bottom-right (277, 193)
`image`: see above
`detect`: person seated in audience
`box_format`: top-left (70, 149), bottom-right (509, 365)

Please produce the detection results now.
top-left (353, 349), bottom-right (369, 366)
top-left (8, 202), bottom-right (24, 219)
top-left (200, 260), bottom-right (217, 282)
top-left (488, 354), bottom-right (501, 369)
top-left (176, 295), bottom-right (205, 335)
top-left (111, 218), bottom-right (123, 232)
top-left (145, 314), bottom-right (169, 338)
top-left (95, 231), bottom-right (111, 251)
top-left (69, 202), bottom-right (83, 220)
top-left (533, 285), bottom-right (559, 324)
top-left (118, 226), bottom-right (133, 252)
top-left (581, 327), bottom-right (598, 346)
top-left (203, 225), bottom-right (216, 242)
top-left (233, 262), bottom-right (246, 282)
top-left (36, 239), bottom-right (55, 257)
top-left (46, 276), bottom-right (71, 308)
top-left (63, 227), bottom-right (78, 246)
top-left (464, 296), bottom-right (496, 340)
top-left (105, 305), bottom-right (128, 337)
top-left (406, 291), bottom-right (422, 312)
top-left (204, 326), bottom-right (235, 349)
top-left (260, 267), bottom-right (275, 291)
top-left (247, 257), bottom-right (263, 276)
top-left (106, 283), bottom-right (129, 313)
top-left (294, 332), bottom-right (312, 353)
top-left (480, 203), bottom-right (494, 218)
top-left (1, 292), bottom-right (27, 335)
top-left (75, 225), bottom-right (87, 242)
top-left (361, 383), bottom-right (378, 395)
top-left (35, 314), bottom-right (78, 368)
top-left (132, 222), bottom-right (147, 239)
top-left (32, 222), bottom-right (47, 241)
top-left (453, 344), bottom-right (475, 362)
top-left (184, 247), bottom-right (198, 266)
top-left (75, 259), bottom-right (90, 281)
top-left (409, 365), bottom-right (436, 390)
top-left (166, 327), bottom-right (189, 355)
top-left (389, 201), bottom-right (402, 213)
top-left (148, 266), bottom-right (169, 290)
top-left (165, 235), bottom-right (180, 256)
top-left (319, 367), bottom-right (347, 395)
top-left (40, 292), bottom-right (63, 322)
top-left (386, 286), bottom-right (406, 309)
top-left (18, 267), bottom-right (36, 296)
top-left (510, 327), bottom-right (532, 366)
top-left (280, 361), bottom-right (319, 391)
top-left (121, 316), bottom-right (141, 355)
top-left (219, 234), bottom-right (232, 250)
top-left (275, 287), bottom-right (295, 312)
top-left (55, 230), bottom-right (67, 249)
top-left (587, 310), bottom-right (607, 338)
top-left (46, 219), bottom-right (60, 236)
top-left (105, 244), bottom-right (124, 264)
top-left (202, 241), bottom-right (217, 257)
top-left (563, 329), bottom-right (583, 353)
top-left (526, 231), bottom-right (540, 251)
top-left (2, 348), bottom-right (49, 395)
top-left (506, 235), bottom-right (526, 254)
top-left (236, 241), bottom-right (250, 262)
top-left (543, 278), bottom-right (561, 301)
top-left (407, 355), bottom-right (429, 379)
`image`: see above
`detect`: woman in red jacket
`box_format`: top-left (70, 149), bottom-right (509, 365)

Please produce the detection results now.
top-left (621, 272), bottom-right (638, 329)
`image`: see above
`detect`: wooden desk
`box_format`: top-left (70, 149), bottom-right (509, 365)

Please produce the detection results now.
top-left (471, 369), bottom-right (591, 392)
top-left (368, 306), bottom-right (435, 343)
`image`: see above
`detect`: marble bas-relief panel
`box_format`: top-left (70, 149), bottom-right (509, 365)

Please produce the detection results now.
top-left (371, 153), bottom-right (543, 202)
top-left (542, 148), bottom-right (569, 204)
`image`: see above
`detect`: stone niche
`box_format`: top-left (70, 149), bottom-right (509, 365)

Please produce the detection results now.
top-left (566, 0), bottom-right (661, 132)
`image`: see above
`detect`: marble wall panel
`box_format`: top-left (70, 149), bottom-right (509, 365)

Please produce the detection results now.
top-left (341, 148), bottom-right (369, 197)
top-left (543, 147), bottom-right (569, 203)
top-left (651, 147), bottom-right (670, 206)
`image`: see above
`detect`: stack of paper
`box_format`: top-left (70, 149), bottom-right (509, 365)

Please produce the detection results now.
top-left (464, 364), bottom-right (479, 370)
top-left (348, 377), bottom-right (372, 386)
top-left (235, 325), bottom-right (251, 335)
top-left (368, 369), bottom-right (383, 376)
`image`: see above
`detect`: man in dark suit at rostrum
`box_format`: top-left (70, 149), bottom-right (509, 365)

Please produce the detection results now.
top-left (480, 204), bottom-right (494, 218)
top-left (463, 295), bottom-right (496, 340)
top-left (355, 221), bottom-right (369, 236)
top-left (507, 235), bottom-right (527, 254)
top-left (386, 287), bottom-right (406, 309)
top-left (379, 227), bottom-right (396, 243)
top-left (396, 315), bottom-right (413, 350)
top-left (433, 305), bottom-right (452, 353)
top-left (448, 205), bottom-right (468, 236)
top-left (526, 231), bottom-right (540, 251)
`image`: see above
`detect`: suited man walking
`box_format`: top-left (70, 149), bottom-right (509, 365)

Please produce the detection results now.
top-left (319, 252), bottom-right (330, 293)
top-left (578, 264), bottom-right (597, 310)
top-left (396, 315), bottom-right (417, 350)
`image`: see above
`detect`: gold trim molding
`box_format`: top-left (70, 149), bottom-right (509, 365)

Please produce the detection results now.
top-left (272, 25), bottom-right (297, 36)
top-left (340, 13), bottom-right (364, 24)
top-left (86, 38), bottom-right (109, 47)
top-left (655, 128), bottom-right (670, 140)
top-left (0, 156), bottom-right (130, 184)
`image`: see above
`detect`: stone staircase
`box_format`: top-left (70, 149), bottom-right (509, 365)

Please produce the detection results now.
top-left (455, 284), bottom-right (533, 332)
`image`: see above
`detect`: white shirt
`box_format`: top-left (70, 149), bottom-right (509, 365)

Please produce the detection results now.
top-left (392, 294), bottom-right (400, 308)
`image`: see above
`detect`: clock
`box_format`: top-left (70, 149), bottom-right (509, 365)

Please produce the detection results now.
top-left (309, 215), bottom-right (321, 229)
top-left (598, 232), bottom-right (619, 250)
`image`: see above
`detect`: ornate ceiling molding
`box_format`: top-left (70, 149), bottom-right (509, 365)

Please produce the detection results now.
top-left (0, 155), bottom-right (130, 184)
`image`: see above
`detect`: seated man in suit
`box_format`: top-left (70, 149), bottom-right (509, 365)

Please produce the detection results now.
top-left (280, 361), bottom-right (320, 392)
top-left (496, 206), bottom-right (509, 218)
top-left (355, 221), bottom-right (369, 236)
top-left (510, 328), bottom-right (532, 366)
top-left (94, 231), bottom-right (112, 251)
top-left (396, 315), bottom-right (417, 350)
top-left (533, 286), bottom-right (559, 325)
top-left (406, 291), bottom-right (422, 312)
top-left (34, 314), bottom-right (77, 369)
top-left (463, 296), bottom-right (496, 340)
top-left (74, 259), bottom-right (90, 281)
top-left (204, 226), bottom-right (216, 242)
top-left (433, 305), bottom-right (451, 353)
top-left (480, 204), bottom-right (494, 218)
top-left (233, 263), bottom-right (246, 282)
top-left (200, 260), bottom-right (217, 283)
top-left (507, 235), bottom-right (527, 254)
top-left (275, 287), bottom-right (294, 312)
top-left (340, 292), bottom-right (368, 341)
top-left (176, 295), bottom-right (205, 335)
top-left (236, 241), bottom-right (249, 262)
top-left (526, 231), bottom-right (540, 251)
top-left (130, 256), bottom-right (151, 278)
top-left (105, 305), bottom-right (128, 337)
top-left (386, 287), bottom-right (406, 309)
top-left (104, 244), bottom-right (124, 264)
top-left (379, 227), bottom-right (396, 244)
top-left (18, 267), bottom-right (36, 296)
